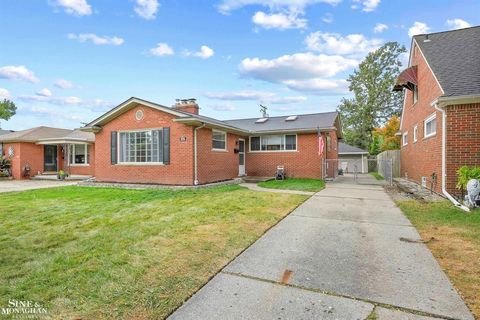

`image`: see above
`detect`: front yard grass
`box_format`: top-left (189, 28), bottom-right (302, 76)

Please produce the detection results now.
top-left (258, 178), bottom-right (326, 192)
top-left (0, 185), bottom-right (307, 319)
top-left (396, 200), bottom-right (480, 318)
top-left (370, 172), bottom-right (384, 180)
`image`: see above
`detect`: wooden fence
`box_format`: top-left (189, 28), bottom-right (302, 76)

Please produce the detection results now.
top-left (377, 150), bottom-right (401, 178)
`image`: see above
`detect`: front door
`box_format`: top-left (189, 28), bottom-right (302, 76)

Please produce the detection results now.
top-left (238, 139), bottom-right (245, 176)
top-left (44, 145), bottom-right (58, 172)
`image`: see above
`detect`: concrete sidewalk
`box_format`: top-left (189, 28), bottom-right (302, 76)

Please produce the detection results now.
top-left (169, 181), bottom-right (474, 320)
top-left (240, 182), bottom-right (315, 195)
top-left (0, 180), bottom-right (77, 193)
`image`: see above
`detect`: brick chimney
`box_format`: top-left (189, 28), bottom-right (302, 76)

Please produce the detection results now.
top-left (173, 98), bottom-right (199, 115)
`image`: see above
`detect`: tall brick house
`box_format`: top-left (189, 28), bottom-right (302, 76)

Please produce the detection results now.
top-left (395, 26), bottom-right (480, 205)
top-left (1, 97), bottom-right (341, 184)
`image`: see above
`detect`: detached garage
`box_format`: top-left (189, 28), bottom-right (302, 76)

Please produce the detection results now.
top-left (338, 142), bottom-right (369, 173)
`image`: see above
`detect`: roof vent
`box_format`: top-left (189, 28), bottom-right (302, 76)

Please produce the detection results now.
top-left (285, 115), bottom-right (298, 121)
top-left (255, 118), bottom-right (268, 123)
top-left (423, 34), bottom-right (431, 43)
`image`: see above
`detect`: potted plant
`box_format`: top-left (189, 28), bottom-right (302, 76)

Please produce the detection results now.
top-left (57, 170), bottom-right (68, 180)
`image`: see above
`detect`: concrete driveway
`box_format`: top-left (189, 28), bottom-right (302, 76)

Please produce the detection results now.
top-left (0, 180), bottom-right (77, 193)
top-left (169, 178), bottom-right (474, 320)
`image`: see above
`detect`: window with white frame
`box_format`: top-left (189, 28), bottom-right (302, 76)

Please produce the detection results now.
top-left (212, 130), bottom-right (227, 150)
top-left (413, 85), bottom-right (418, 104)
top-left (402, 132), bottom-right (408, 146)
top-left (69, 144), bottom-right (89, 165)
top-left (413, 125), bottom-right (418, 142)
top-left (250, 134), bottom-right (297, 151)
top-left (424, 113), bottom-right (437, 138)
top-left (119, 130), bottom-right (162, 163)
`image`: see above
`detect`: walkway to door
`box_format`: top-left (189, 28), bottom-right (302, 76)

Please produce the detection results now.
top-left (169, 176), bottom-right (473, 320)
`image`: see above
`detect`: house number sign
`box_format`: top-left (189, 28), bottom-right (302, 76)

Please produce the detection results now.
top-left (180, 136), bottom-right (187, 142)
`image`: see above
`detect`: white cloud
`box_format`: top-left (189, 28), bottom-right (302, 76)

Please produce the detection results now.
top-left (19, 94), bottom-right (83, 106)
top-left (0, 65), bottom-right (39, 83)
top-left (51, 0), bottom-right (92, 16)
top-left (266, 96), bottom-right (307, 104)
top-left (305, 31), bottom-right (383, 56)
top-left (68, 33), bottom-right (124, 46)
top-left (217, 0), bottom-right (341, 14)
top-left (210, 104), bottom-right (236, 111)
top-left (36, 88), bottom-right (52, 97)
top-left (55, 79), bottom-right (74, 89)
top-left (134, 0), bottom-right (160, 20)
top-left (446, 18), bottom-right (471, 30)
top-left (0, 88), bottom-right (11, 100)
top-left (149, 43), bottom-right (174, 56)
top-left (408, 21), bottom-right (430, 37)
top-left (373, 23), bottom-right (388, 33)
top-left (282, 78), bottom-right (349, 94)
top-left (322, 13), bottom-right (333, 23)
top-left (352, 0), bottom-right (380, 12)
top-left (184, 45), bottom-right (215, 59)
top-left (239, 52), bottom-right (357, 82)
top-left (205, 90), bottom-right (275, 100)
top-left (252, 11), bottom-right (307, 30)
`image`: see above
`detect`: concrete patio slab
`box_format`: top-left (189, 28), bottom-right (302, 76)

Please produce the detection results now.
top-left (169, 273), bottom-right (374, 320)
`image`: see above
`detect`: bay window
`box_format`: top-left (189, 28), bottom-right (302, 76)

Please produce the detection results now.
top-left (69, 144), bottom-right (89, 165)
top-left (249, 134), bottom-right (297, 151)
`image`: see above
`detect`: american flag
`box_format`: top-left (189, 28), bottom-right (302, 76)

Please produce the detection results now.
top-left (318, 135), bottom-right (325, 156)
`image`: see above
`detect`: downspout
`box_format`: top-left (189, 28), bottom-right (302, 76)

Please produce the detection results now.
top-left (193, 123), bottom-right (206, 185)
top-left (434, 103), bottom-right (470, 212)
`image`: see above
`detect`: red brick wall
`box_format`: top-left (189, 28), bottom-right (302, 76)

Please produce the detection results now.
top-left (3, 142), bottom-right (44, 179)
top-left (445, 103), bottom-right (480, 196)
top-left (245, 131), bottom-right (337, 179)
top-left (400, 43), bottom-right (444, 193)
top-left (196, 128), bottom-right (243, 184)
top-left (93, 105), bottom-right (195, 185)
top-left (66, 144), bottom-right (95, 176)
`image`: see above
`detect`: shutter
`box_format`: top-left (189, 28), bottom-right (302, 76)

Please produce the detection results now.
top-left (111, 131), bottom-right (117, 164)
top-left (157, 129), bottom-right (163, 163)
top-left (163, 127), bottom-right (170, 165)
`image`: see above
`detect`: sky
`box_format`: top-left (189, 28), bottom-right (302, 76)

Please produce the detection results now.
top-left (0, 0), bottom-right (479, 130)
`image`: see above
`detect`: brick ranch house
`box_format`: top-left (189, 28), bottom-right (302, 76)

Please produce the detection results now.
top-left (1, 97), bottom-right (342, 184)
top-left (395, 26), bottom-right (480, 206)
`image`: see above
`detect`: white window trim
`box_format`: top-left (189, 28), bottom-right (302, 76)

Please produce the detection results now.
top-left (413, 125), bottom-right (418, 143)
top-left (402, 132), bottom-right (408, 146)
top-left (68, 144), bottom-right (89, 166)
top-left (424, 113), bottom-right (437, 139)
top-left (413, 85), bottom-right (418, 105)
top-left (248, 134), bottom-right (298, 153)
top-left (212, 130), bottom-right (227, 151)
top-left (117, 129), bottom-right (164, 165)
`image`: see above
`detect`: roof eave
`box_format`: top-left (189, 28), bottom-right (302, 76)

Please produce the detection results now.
top-left (173, 118), bottom-right (248, 135)
top-left (432, 94), bottom-right (480, 108)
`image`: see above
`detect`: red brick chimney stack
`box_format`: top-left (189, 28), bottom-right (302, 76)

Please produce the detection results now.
top-left (173, 98), bottom-right (199, 115)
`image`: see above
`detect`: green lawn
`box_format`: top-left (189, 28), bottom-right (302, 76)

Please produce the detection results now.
top-left (0, 185), bottom-right (307, 319)
top-left (258, 178), bottom-right (326, 192)
top-left (396, 200), bottom-right (480, 318)
top-left (370, 172), bottom-right (384, 180)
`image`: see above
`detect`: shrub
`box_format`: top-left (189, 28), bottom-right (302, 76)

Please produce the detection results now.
top-left (456, 166), bottom-right (480, 190)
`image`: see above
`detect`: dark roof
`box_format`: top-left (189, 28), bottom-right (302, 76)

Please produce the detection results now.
top-left (224, 112), bottom-right (339, 133)
top-left (0, 127), bottom-right (93, 143)
top-left (0, 129), bottom-right (14, 136)
top-left (338, 142), bottom-right (368, 154)
top-left (414, 26), bottom-right (480, 97)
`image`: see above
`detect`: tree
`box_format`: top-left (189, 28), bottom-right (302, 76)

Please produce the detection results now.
top-left (371, 115), bottom-right (401, 154)
top-left (338, 42), bottom-right (406, 150)
top-left (0, 99), bottom-right (17, 127)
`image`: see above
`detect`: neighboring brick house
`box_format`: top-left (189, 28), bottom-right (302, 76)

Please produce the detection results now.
top-left (0, 127), bottom-right (95, 179)
top-left (395, 26), bottom-right (480, 205)
top-left (80, 97), bottom-right (341, 185)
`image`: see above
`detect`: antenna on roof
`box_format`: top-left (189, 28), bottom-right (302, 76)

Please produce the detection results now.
top-left (260, 104), bottom-right (269, 118)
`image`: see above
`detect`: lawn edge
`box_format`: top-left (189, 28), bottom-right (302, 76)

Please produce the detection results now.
top-left (164, 192), bottom-right (312, 319)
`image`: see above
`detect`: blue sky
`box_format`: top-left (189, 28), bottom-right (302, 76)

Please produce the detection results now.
top-left (0, 0), bottom-right (479, 130)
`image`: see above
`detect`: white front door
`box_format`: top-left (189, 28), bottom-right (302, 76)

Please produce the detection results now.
top-left (238, 139), bottom-right (246, 176)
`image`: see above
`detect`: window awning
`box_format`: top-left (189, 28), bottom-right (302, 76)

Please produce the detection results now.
top-left (393, 66), bottom-right (417, 92)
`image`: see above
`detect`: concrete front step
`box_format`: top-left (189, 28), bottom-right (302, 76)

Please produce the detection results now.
top-left (32, 174), bottom-right (93, 181)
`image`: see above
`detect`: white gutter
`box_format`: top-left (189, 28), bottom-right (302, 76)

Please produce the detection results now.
top-left (433, 103), bottom-right (470, 212)
top-left (193, 122), bottom-right (206, 185)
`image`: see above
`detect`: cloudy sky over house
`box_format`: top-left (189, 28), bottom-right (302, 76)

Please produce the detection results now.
top-left (0, 0), bottom-right (478, 130)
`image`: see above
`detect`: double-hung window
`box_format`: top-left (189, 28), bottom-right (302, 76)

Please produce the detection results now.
top-left (402, 132), bottom-right (408, 146)
top-left (413, 85), bottom-right (418, 104)
top-left (424, 113), bottom-right (437, 138)
top-left (119, 130), bottom-right (162, 163)
top-left (69, 144), bottom-right (89, 165)
top-left (212, 130), bottom-right (227, 150)
top-left (250, 134), bottom-right (297, 151)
